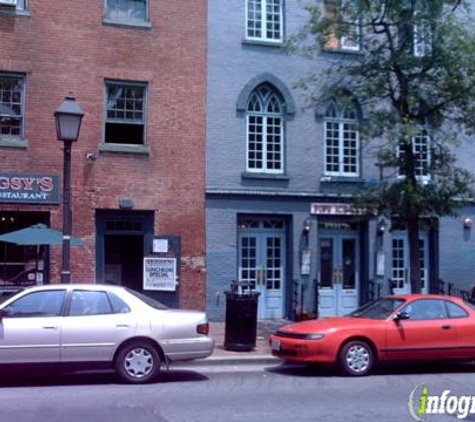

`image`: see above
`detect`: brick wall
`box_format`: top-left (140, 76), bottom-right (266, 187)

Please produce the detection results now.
top-left (0, 0), bottom-right (207, 310)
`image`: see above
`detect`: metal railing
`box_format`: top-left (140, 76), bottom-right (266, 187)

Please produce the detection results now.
top-left (438, 279), bottom-right (475, 304)
top-left (368, 279), bottom-right (382, 300)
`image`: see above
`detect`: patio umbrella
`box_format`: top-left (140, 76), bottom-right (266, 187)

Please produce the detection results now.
top-left (0, 224), bottom-right (84, 287)
top-left (0, 223), bottom-right (84, 246)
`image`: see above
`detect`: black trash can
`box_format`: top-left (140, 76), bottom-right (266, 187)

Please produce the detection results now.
top-left (224, 283), bottom-right (260, 351)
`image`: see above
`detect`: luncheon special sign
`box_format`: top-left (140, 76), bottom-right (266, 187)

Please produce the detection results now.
top-left (0, 173), bottom-right (60, 204)
top-left (143, 257), bottom-right (177, 291)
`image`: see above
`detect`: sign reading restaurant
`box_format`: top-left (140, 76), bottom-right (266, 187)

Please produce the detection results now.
top-left (0, 173), bottom-right (60, 204)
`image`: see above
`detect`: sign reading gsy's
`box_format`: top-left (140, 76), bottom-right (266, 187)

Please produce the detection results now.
top-left (0, 173), bottom-right (60, 204)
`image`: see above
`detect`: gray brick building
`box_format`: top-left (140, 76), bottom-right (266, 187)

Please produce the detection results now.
top-left (206, 0), bottom-right (475, 321)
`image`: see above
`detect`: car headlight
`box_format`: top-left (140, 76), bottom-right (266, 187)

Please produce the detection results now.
top-left (304, 333), bottom-right (325, 340)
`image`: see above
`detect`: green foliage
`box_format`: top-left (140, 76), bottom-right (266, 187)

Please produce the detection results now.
top-left (291, 0), bottom-right (475, 291)
top-left (291, 0), bottom-right (475, 219)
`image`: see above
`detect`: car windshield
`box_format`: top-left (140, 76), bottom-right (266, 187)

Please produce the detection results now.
top-left (349, 298), bottom-right (405, 320)
top-left (126, 288), bottom-right (168, 310)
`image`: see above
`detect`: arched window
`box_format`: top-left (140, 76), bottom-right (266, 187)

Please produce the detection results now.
top-left (247, 84), bottom-right (284, 173)
top-left (324, 100), bottom-right (360, 177)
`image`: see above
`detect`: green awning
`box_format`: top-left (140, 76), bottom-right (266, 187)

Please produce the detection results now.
top-left (0, 223), bottom-right (84, 246)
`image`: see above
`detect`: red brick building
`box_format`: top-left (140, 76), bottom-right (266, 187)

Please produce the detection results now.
top-left (0, 0), bottom-right (207, 309)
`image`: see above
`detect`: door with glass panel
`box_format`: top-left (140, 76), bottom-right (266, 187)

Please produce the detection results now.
top-left (318, 233), bottom-right (359, 317)
top-left (391, 231), bottom-right (429, 294)
top-left (238, 217), bottom-right (286, 319)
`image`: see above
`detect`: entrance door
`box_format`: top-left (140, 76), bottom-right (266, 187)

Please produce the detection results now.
top-left (238, 217), bottom-right (286, 319)
top-left (96, 211), bottom-right (156, 296)
top-left (318, 233), bottom-right (359, 317)
top-left (391, 231), bottom-right (429, 295)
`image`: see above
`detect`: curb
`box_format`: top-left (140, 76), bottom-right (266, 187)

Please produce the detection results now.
top-left (173, 354), bottom-right (280, 368)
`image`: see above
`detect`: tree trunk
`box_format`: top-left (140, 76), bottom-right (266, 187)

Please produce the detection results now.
top-left (400, 135), bottom-right (422, 294)
top-left (407, 217), bottom-right (422, 294)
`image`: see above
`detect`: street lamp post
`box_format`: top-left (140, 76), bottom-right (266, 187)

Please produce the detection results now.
top-left (54, 94), bottom-right (84, 284)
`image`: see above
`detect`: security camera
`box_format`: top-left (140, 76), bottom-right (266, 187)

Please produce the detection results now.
top-left (85, 152), bottom-right (98, 161)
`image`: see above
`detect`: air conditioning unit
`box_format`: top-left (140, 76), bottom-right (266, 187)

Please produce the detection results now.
top-left (0, 0), bottom-right (17, 7)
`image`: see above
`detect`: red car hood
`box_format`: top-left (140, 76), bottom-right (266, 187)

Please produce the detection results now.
top-left (277, 317), bottom-right (380, 334)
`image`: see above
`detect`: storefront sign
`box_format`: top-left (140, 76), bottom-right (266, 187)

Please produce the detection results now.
top-left (301, 249), bottom-right (311, 276)
top-left (311, 203), bottom-right (363, 215)
top-left (319, 222), bottom-right (354, 230)
top-left (0, 173), bottom-right (60, 204)
top-left (153, 239), bottom-right (169, 254)
top-left (143, 257), bottom-right (177, 291)
top-left (376, 251), bottom-right (385, 276)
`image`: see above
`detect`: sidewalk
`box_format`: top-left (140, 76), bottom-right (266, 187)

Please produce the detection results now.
top-left (179, 320), bottom-right (289, 367)
top-left (211, 319), bottom-right (288, 354)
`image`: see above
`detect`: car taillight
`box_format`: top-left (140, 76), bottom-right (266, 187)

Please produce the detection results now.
top-left (197, 322), bottom-right (209, 335)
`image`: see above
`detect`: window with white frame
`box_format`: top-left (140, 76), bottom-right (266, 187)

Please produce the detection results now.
top-left (105, 0), bottom-right (148, 24)
top-left (104, 81), bottom-right (147, 145)
top-left (391, 234), bottom-right (428, 291)
top-left (323, 0), bottom-right (361, 52)
top-left (324, 101), bottom-right (359, 177)
top-left (413, 19), bottom-right (432, 57)
top-left (397, 127), bottom-right (431, 180)
top-left (246, 0), bottom-right (283, 42)
top-left (247, 84), bottom-right (284, 173)
top-left (0, 73), bottom-right (25, 139)
top-left (0, 0), bottom-right (27, 11)
top-left (13, 0), bottom-right (27, 10)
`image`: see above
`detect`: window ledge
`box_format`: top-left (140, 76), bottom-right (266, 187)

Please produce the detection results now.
top-left (0, 9), bottom-right (31, 17)
top-left (0, 138), bottom-right (28, 149)
top-left (242, 38), bottom-right (284, 48)
top-left (320, 176), bottom-right (365, 183)
top-left (102, 18), bottom-right (152, 30)
top-left (99, 143), bottom-right (150, 155)
top-left (241, 171), bottom-right (289, 181)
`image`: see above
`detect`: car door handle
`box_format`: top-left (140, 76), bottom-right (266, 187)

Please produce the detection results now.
top-left (42, 326), bottom-right (58, 330)
top-left (442, 325), bottom-right (452, 330)
top-left (116, 324), bottom-right (130, 328)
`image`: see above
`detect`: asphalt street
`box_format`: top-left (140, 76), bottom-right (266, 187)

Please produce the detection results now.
top-left (0, 361), bottom-right (475, 422)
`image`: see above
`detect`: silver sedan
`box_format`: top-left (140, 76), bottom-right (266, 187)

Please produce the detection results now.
top-left (0, 284), bottom-right (214, 383)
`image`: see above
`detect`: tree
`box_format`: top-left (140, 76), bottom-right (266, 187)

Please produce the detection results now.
top-left (291, 0), bottom-right (475, 293)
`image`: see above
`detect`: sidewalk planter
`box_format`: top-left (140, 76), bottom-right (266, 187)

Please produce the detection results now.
top-left (224, 287), bottom-right (260, 351)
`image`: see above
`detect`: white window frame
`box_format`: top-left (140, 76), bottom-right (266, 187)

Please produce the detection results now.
top-left (391, 231), bottom-right (429, 292)
top-left (104, 0), bottom-right (149, 25)
top-left (412, 8), bottom-right (432, 58)
top-left (323, 106), bottom-right (360, 177)
top-left (104, 80), bottom-right (148, 146)
top-left (413, 20), bottom-right (432, 57)
top-left (0, 72), bottom-right (25, 140)
top-left (340, 17), bottom-right (361, 51)
top-left (397, 128), bottom-right (431, 182)
top-left (323, 0), bottom-right (361, 52)
top-left (246, 113), bottom-right (284, 174)
top-left (245, 0), bottom-right (284, 43)
top-left (0, 0), bottom-right (28, 11)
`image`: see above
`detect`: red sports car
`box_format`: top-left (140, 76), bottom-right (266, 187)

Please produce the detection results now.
top-left (269, 294), bottom-right (475, 376)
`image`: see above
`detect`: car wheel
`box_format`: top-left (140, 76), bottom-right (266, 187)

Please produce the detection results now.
top-left (339, 340), bottom-right (373, 376)
top-left (115, 342), bottom-right (161, 384)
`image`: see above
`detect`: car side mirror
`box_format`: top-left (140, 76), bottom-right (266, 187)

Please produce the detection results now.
top-left (393, 311), bottom-right (410, 321)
